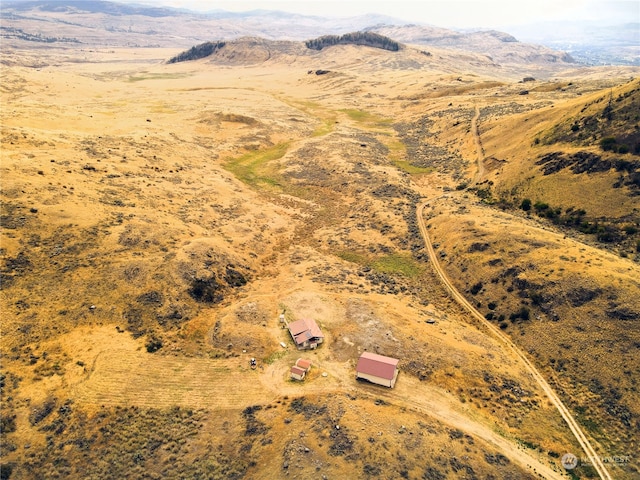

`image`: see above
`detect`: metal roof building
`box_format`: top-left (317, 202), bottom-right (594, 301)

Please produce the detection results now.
top-left (287, 318), bottom-right (324, 350)
top-left (355, 352), bottom-right (400, 388)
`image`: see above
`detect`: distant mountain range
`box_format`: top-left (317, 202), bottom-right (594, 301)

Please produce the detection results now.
top-left (506, 21), bottom-right (639, 66)
top-left (1, 0), bottom-right (637, 65)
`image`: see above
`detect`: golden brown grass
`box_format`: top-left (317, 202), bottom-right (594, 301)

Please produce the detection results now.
top-left (2, 39), bottom-right (639, 479)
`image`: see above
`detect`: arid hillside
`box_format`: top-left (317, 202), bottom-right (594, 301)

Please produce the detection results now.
top-left (1, 12), bottom-right (639, 480)
top-left (440, 76), bottom-right (640, 254)
top-left (1, 0), bottom-right (580, 74)
top-left (370, 25), bottom-right (576, 66)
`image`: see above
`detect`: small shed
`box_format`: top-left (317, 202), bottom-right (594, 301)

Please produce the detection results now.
top-left (295, 358), bottom-right (312, 371)
top-left (288, 318), bottom-right (324, 350)
top-left (355, 352), bottom-right (400, 388)
top-left (290, 366), bottom-right (306, 381)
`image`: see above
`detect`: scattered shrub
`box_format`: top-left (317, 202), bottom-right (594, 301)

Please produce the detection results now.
top-left (188, 277), bottom-right (223, 303)
top-left (145, 335), bottom-right (163, 353)
top-left (0, 413), bottom-right (16, 434)
top-left (363, 464), bottom-right (381, 476)
top-left (509, 307), bottom-right (530, 322)
top-left (0, 464), bottom-right (14, 480)
top-left (29, 398), bottom-right (56, 425)
top-left (470, 282), bottom-right (483, 295)
top-left (533, 201), bottom-right (549, 213)
top-left (520, 198), bottom-right (531, 211)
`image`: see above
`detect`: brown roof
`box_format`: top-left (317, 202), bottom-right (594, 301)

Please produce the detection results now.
top-left (288, 318), bottom-right (324, 345)
top-left (356, 352), bottom-right (399, 380)
top-left (296, 358), bottom-right (312, 370)
top-left (290, 366), bottom-right (306, 376)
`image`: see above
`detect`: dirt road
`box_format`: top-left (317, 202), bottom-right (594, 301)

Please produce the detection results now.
top-left (416, 201), bottom-right (613, 480)
top-left (471, 105), bottom-right (486, 183)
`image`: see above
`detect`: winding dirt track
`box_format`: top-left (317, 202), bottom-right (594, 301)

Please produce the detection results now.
top-left (471, 105), bottom-right (486, 183)
top-left (416, 201), bottom-right (612, 480)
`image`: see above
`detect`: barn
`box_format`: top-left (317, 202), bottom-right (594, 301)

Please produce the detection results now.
top-left (355, 352), bottom-right (400, 388)
top-left (287, 318), bottom-right (324, 350)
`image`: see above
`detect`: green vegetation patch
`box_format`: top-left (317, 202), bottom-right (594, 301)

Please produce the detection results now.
top-left (337, 251), bottom-right (369, 265)
top-left (127, 72), bottom-right (191, 82)
top-left (276, 98), bottom-right (336, 137)
top-left (371, 253), bottom-right (424, 277)
top-left (224, 143), bottom-right (289, 189)
top-left (339, 109), bottom-right (392, 128)
top-left (263, 349), bottom-right (288, 365)
top-left (393, 160), bottom-right (434, 175)
top-left (312, 119), bottom-right (336, 137)
top-left (338, 251), bottom-right (423, 277)
top-left (380, 138), bottom-right (432, 174)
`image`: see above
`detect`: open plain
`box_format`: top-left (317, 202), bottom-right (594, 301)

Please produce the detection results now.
top-left (1, 5), bottom-right (640, 479)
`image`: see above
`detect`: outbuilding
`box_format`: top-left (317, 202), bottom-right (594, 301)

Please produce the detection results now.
top-left (290, 366), bottom-right (306, 381)
top-left (355, 352), bottom-right (400, 388)
top-left (295, 358), bottom-right (312, 371)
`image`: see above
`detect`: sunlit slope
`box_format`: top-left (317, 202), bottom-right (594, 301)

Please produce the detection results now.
top-left (477, 78), bottom-right (639, 221)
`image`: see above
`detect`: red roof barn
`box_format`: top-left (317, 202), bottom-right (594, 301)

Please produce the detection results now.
top-left (355, 352), bottom-right (400, 388)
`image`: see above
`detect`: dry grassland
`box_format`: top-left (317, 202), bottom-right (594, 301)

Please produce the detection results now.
top-left (1, 40), bottom-right (639, 479)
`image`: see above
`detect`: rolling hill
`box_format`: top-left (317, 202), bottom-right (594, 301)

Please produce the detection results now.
top-left (2, 0), bottom-right (578, 72)
top-left (1, 3), bottom-right (639, 480)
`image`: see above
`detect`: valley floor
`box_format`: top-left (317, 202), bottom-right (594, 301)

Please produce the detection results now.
top-left (1, 43), bottom-right (639, 479)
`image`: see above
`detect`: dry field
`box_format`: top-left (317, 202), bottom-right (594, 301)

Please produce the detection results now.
top-left (1, 35), bottom-right (639, 480)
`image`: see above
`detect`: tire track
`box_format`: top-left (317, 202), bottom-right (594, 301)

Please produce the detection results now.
top-left (471, 104), bottom-right (486, 183)
top-left (358, 376), bottom-right (566, 480)
top-left (416, 200), bottom-right (612, 480)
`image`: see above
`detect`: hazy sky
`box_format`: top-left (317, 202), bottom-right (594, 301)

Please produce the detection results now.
top-left (133, 0), bottom-right (639, 28)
